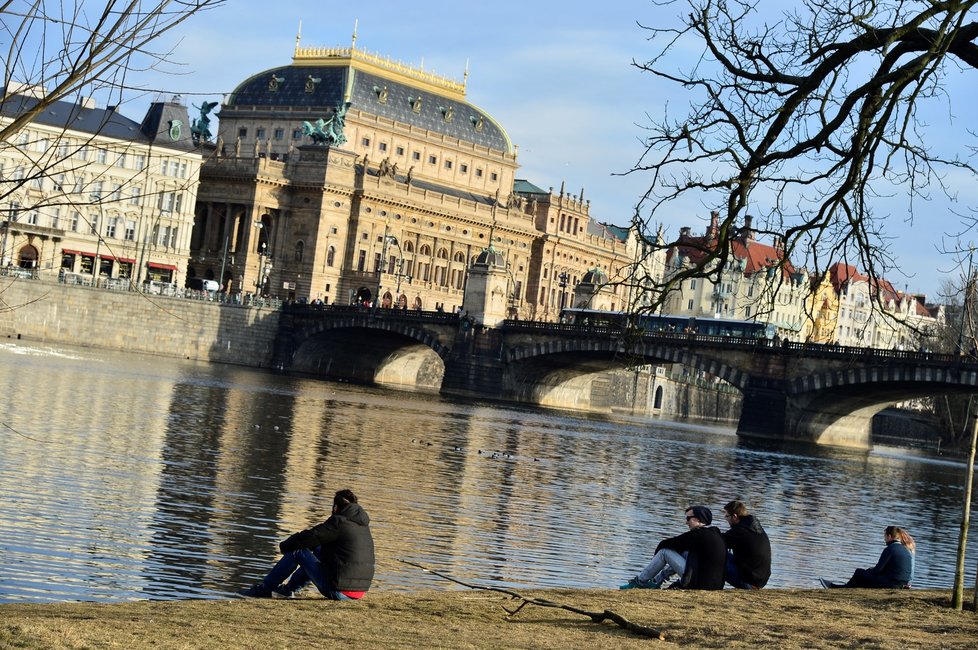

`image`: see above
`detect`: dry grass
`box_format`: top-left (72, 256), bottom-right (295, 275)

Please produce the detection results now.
top-left (0, 588), bottom-right (975, 649)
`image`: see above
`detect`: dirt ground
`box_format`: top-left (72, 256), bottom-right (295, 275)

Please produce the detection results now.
top-left (1, 588), bottom-right (976, 649)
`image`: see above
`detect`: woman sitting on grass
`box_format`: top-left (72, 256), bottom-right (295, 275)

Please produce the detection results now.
top-left (820, 526), bottom-right (915, 589)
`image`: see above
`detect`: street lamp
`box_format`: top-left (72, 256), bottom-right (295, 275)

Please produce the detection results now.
top-left (375, 225), bottom-right (400, 308)
top-left (255, 241), bottom-right (269, 297)
top-left (90, 193), bottom-right (104, 286)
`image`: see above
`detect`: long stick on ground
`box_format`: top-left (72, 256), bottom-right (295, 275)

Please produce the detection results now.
top-left (398, 559), bottom-right (665, 640)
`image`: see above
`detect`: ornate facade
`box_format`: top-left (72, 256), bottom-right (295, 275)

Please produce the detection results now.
top-left (188, 42), bottom-right (638, 316)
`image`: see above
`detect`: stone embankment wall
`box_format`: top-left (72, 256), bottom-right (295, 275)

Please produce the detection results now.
top-left (0, 278), bottom-right (280, 366)
top-left (598, 368), bottom-right (742, 424)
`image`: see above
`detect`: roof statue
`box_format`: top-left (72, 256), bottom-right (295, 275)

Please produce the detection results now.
top-left (301, 101), bottom-right (352, 146)
top-left (191, 101), bottom-right (218, 144)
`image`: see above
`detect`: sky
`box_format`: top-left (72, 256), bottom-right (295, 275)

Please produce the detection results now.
top-left (68, 0), bottom-right (978, 301)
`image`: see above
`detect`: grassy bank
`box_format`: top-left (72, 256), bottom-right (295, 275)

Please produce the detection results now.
top-left (1, 588), bottom-right (975, 649)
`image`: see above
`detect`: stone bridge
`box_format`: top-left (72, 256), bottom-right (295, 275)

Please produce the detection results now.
top-left (272, 304), bottom-right (978, 447)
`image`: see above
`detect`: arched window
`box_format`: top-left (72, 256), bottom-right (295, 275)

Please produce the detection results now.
top-left (419, 244), bottom-right (432, 256)
top-left (294, 240), bottom-right (304, 262)
top-left (437, 248), bottom-right (449, 260)
top-left (403, 240), bottom-right (415, 253)
top-left (326, 246), bottom-right (336, 267)
top-left (453, 251), bottom-right (465, 263)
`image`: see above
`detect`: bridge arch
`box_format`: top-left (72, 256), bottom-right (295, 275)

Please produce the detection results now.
top-left (286, 317), bottom-right (452, 390)
top-left (783, 365), bottom-right (978, 446)
top-left (506, 338), bottom-right (749, 389)
top-left (503, 338), bottom-right (749, 411)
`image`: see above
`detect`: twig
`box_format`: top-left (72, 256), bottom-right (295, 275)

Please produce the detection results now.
top-left (398, 558), bottom-right (665, 640)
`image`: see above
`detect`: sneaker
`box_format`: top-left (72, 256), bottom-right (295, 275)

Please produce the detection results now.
top-left (237, 583), bottom-right (272, 598)
top-left (619, 577), bottom-right (661, 590)
top-left (272, 585), bottom-right (294, 599)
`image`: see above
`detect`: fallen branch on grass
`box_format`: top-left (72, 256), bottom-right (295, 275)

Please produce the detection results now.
top-left (398, 558), bottom-right (665, 640)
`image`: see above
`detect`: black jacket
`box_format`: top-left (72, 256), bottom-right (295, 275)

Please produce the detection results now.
top-left (722, 514), bottom-right (772, 588)
top-left (279, 503), bottom-right (375, 592)
top-left (656, 525), bottom-right (726, 590)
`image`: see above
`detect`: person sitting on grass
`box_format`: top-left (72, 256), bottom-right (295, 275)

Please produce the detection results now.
top-left (721, 500), bottom-right (772, 589)
top-left (820, 525), bottom-right (914, 589)
top-left (620, 505), bottom-right (726, 590)
top-left (238, 488), bottom-right (375, 600)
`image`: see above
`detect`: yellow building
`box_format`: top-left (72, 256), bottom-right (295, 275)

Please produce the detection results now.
top-left (188, 41), bottom-right (636, 315)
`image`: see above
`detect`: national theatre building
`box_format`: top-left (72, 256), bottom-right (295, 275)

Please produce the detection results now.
top-left (189, 39), bottom-right (643, 319)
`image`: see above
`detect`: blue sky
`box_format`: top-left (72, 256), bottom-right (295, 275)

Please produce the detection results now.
top-left (104, 0), bottom-right (977, 300)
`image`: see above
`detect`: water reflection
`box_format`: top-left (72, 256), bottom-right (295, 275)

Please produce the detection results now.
top-left (0, 341), bottom-right (975, 602)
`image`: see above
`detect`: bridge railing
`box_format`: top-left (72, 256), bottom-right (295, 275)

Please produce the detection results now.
top-left (500, 318), bottom-right (973, 366)
top-left (283, 303), bottom-right (462, 325)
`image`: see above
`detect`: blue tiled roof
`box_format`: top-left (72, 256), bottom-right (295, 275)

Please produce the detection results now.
top-left (225, 65), bottom-right (511, 154)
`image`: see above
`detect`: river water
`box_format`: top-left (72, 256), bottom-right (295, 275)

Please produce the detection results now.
top-left (0, 341), bottom-right (975, 602)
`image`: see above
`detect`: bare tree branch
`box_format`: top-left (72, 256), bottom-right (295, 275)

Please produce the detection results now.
top-left (398, 559), bottom-right (666, 640)
top-left (628, 0), bottom-right (978, 312)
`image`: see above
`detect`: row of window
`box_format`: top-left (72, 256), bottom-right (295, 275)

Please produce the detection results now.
top-left (11, 133), bottom-right (195, 182)
top-left (7, 169), bottom-right (186, 213)
top-left (235, 125), bottom-right (501, 182)
top-left (6, 201), bottom-right (178, 246)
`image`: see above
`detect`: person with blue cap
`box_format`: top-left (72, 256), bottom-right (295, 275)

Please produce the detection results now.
top-left (620, 505), bottom-right (726, 590)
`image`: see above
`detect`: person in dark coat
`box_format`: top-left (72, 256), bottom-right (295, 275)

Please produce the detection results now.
top-left (722, 500), bottom-right (772, 589)
top-left (620, 505), bottom-right (726, 590)
top-left (820, 526), bottom-right (915, 589)
top-left (238, 488), bottom-right (375, 599)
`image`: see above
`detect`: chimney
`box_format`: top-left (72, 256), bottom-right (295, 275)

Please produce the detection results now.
top-left (707, 210), bottom-right (719, 240)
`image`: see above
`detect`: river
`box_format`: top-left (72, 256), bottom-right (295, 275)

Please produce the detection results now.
top-left (0, 341), bottom-right (974, 602)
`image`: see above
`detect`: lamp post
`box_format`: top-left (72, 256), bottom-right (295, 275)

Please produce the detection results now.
top-left (90, 193), bottom-right (104, 287)
top-left (255, 241), bottom-right (268, 297)
top-left (375, 225), bottom-right (400, 308)
top-left (1, 204), bottom-right (11, 267)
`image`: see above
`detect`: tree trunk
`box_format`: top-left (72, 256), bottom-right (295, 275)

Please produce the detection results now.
top-left (952, 410), bottom-right (977, 610)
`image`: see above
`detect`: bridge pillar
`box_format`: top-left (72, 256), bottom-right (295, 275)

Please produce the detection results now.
top-left (462, 246), bottom-right (511, 327)
top-left (440, 328), bottom-right (506, 400)
top-left (736, 380), bottom-right (788, 440)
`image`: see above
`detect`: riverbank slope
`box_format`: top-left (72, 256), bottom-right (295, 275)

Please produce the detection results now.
top-left (1, 588), bottom-right (975, 648)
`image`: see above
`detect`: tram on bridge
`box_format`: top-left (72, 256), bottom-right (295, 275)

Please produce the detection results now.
top-left (558, 308), bottom-right (777, 340)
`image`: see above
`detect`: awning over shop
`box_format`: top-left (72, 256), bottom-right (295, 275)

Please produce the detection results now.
top-left (147, 262), bottom-right (178, 271)
top-left (61, 249), bottom-right (93, 256)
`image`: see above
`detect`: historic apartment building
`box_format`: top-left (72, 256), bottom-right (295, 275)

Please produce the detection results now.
top-left (660, 212), bottom-right (943, 347)
top-left (0, 84), bottom-right (202, 286)
top-left (188, 41), bottom-right (639, 316)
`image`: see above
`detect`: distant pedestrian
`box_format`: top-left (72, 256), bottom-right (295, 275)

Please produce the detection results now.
top-left (620, 505), bottom-right (726, 590)
top-left (820, 526), bottom-right (914, 589)
top-left (238, 488), bottom-right (375, 600)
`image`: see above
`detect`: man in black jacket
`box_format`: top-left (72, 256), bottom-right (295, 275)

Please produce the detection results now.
top-left (721, 500), bottom-right (772, 589)
top-left (238, 488), bottom-right (375, 600)
top-left (620, 505), bottom-right (726, 590)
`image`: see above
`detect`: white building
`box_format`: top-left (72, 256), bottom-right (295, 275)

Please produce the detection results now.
top-left (661, 212), bottom-right (811, 339)
top-left (0, 84), bottom-right (202, 287)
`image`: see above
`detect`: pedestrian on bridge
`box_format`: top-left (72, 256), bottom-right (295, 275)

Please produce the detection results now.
top-left (238, 488), bottom-right (375, 600)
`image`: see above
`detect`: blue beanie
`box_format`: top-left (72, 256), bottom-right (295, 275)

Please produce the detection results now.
top-left (689, 505), bottom-right (713, 525)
